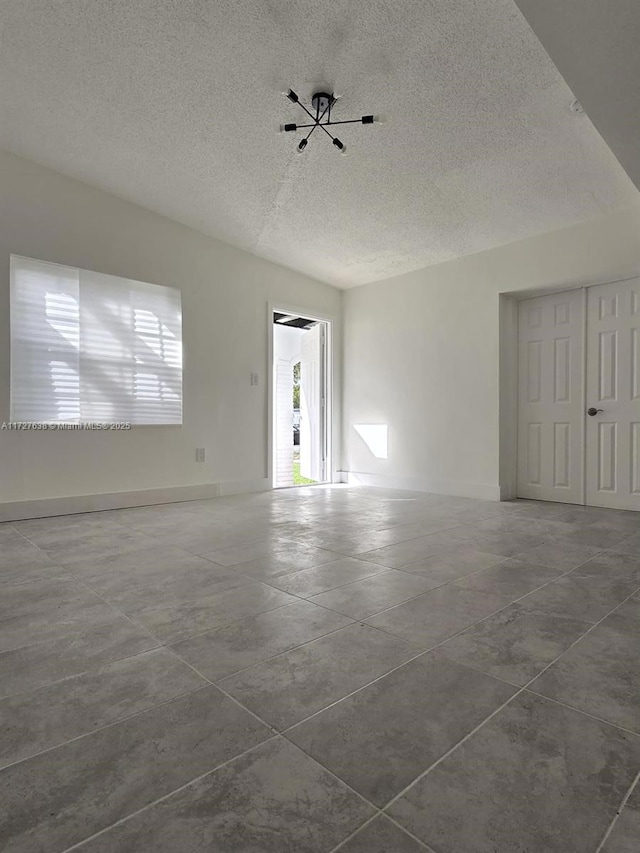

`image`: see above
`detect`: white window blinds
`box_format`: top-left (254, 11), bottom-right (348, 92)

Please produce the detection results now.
top-left (10, 256), bottom-right (183, 424)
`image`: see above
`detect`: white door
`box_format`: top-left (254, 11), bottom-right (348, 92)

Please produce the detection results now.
top-left (585, 278), bottom-right (640, 510)
top-left (517, 290), bottom-right (585, 503)
top-left (300, 322), bottom-right (326, 482)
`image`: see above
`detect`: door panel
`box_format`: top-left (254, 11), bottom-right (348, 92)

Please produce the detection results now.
top-left (517, 290), bottom-right (585, 503)
top-left (586, 278), bottom-right (640, 509)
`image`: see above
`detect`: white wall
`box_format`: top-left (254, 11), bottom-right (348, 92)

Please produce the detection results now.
top-left (0, 149), bottom-right (341, 516)
top-left (342, 202), bottom-right (640, 500)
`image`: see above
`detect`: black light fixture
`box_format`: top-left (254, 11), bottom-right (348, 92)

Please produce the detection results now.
top-left (281, 90), bottom-right (378, 154)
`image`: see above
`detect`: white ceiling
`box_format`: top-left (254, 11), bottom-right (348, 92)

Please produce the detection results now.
top-left (0, 0), bottom-right (637, 288)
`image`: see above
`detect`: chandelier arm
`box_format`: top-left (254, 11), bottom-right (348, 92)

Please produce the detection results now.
top-left (324, 118), bottom-right (368, 126)
top-left (303, 122), bottom-right (320, 142)
top-left (313, 102), bottom-right (337, 140)
top-left (306, 103), bottom-right (335, 142)
top-left (295, 100), bottom-right (320, 125)
top-left (296, 98), bottom-right (331, 128)
top-left (316, 122), bottom-right (337, 142)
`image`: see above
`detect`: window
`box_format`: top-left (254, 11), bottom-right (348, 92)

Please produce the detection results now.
top-left (10, 256), bottom-right (183, 424)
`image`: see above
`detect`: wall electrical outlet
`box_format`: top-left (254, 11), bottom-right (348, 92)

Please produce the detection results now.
top-left (195, 448), bottom-right (206, 462)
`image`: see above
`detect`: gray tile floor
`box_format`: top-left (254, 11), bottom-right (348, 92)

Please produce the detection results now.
top-left (1, 486), bottom-right (639, 852)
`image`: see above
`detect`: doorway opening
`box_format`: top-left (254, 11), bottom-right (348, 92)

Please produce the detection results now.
top-left (272, 311), bottom-right (330, 488)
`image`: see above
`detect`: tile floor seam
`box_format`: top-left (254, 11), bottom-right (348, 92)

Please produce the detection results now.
top-left (66, 573), bottom-right (176, 647)
top-left (57, 732), bottom-right (284, 853)
top-left (377, 580), bottom-right (640, 823)
top-left (272, 644), bottom-right (435, 736)
top-left (326, 813), bottom-right (384, 852)
top-left (253, 563), bottom-right (389, 598)
top-left (374, 815), bottom-right (439, 853)
top-left (299, 579), bottom-right (513, 623)
top-left (522, 688), bottom-right (640, 739)
top-left (71, 570), bottom-right (309, 646)
top-left (327, 808), bottom-right (438, 853)
top-left (369, 549), bottom-right (511, 573)
top-left (92, 572), bottom-right (288, 619)
top-left (5, 493), bottom-right (639, 853)
top-left (167, 616), bottom-right (359, 683)
top-left (594, 768), bottom-right (640, 853)
top-left (0, 642), bottom-right (173, 703)
top-left (156, 599), bottom-right (305, 645)
top-left (303, 578), bottom-right (473, 621)
top-left (386, 542), bottom-right (606, 590)
top-left (351, 544), bottom-right (632, 651)
top-left (15, 527), bottom-right (146, 562)
top-left (2, 526), bottom-right (46, 547)
top-left (161, 644), bottom-right (282, 735)
top-left (0, 682), bottom-right (212, 774)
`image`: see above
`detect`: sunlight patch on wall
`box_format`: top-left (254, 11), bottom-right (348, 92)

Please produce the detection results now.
top-left (354, 424), bottom-right (388, 459)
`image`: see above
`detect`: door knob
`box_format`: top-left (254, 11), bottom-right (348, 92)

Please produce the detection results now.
top-left (587, 407), bottom-right (604, 416)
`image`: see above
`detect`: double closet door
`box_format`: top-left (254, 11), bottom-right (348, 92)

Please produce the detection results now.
top-left (517, 277), bottom-right (640, 510)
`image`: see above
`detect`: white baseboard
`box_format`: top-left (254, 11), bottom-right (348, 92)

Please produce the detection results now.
top-left (0, 473), bottom-right (504, 522)
top-left (344, 471), bottom-right (501, 502)
top-left (218, 478), bottom-right (271, 497)
top-left (0, 481), bottom-right (270, 522)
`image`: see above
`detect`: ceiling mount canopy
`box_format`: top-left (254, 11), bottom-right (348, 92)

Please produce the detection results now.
top-left (281, 89), bottom-right (378, 154)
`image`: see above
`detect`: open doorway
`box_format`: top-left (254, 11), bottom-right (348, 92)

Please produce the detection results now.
top-left (272, 311), bottom-right (330, 487)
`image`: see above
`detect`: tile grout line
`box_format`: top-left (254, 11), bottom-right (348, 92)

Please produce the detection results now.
top-left (162, 621), bottom-right (431, 739)
top-left (3, 524), bottom-right (633, 685)
top-left (523, 688), bottom-right (640, 739)
top-left (58, 732), bottom-right (283, 853)
top-left (3, 531), bottom-right (629, 773)
top-left (382, 814), bottom-right (441, 853)
top-left (62, 568), bottom-right (315, 646)
top-left (595, 768), bottom-right (640, 852)
top-left (50, 511), bottom-right (473, 849)
top-left (378, 580), bottom-right (640, 823)
top-left (237, 641), bottom-right (430, 737)
top-left (341, 544), bottom-right (631, 658)
top-left (307, 542), bottom-right (607, 624)
top-left (0, 642), bottom-right (174, 704)
top-left (327, 810), bottom-right (437, 853)
top-left (0, 682), bottom-right (213, 774)
top-left (169, 617), bottom-right (360, 683)
top-left (403, 637), bottom-right (640, 742)
top-left (5, 497), bottom-right (640, 852)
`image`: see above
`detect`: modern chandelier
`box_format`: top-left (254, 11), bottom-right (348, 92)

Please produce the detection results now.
top-left (281, 89), bottom-right (378, 154)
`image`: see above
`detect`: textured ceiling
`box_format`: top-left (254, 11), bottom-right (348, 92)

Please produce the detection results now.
top-left (0, 0), bottom-right (637, 288)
